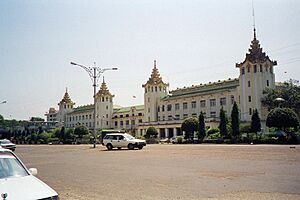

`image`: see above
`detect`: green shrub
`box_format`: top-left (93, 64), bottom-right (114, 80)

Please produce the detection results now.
top-left (207, 128), bottom-right (219, 135)
top-left (207, 132), bottom-right (221, 139)
top-left (177, 136), bottom-right (183, 144)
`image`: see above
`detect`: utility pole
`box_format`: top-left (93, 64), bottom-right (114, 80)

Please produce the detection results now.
top-left (71, 62), bottom-right (117, 148)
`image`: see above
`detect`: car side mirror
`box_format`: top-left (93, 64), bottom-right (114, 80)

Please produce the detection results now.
top-left (29, 168), bottom-right (38, 176)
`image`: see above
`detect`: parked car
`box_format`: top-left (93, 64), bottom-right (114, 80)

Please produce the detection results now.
top-left (0, 148), bottom-right (59, 200)
top-left (102, 133), bottom-right (146, 150)
top-left (160, 138), bottom-right (170, 144)
top-left (0, 139), bottom-right (16, 151)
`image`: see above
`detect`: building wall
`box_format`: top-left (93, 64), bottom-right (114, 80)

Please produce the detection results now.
top-left (65, 110), bottom-right (94, 129)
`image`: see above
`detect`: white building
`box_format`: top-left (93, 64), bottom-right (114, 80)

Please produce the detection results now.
top-left (46, 29), bottom-right (277, 138)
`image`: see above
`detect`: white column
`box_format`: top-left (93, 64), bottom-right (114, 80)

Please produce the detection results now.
top-left (165, 128), bottom-right (169, 138)
top-left (173, 127), bottom-right (177, 137)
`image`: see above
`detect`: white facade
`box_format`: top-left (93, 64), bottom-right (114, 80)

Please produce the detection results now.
top-left (46, 30), bottom-right (277, 138)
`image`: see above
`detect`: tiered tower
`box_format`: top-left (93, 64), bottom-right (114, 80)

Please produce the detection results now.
top-left (143, 60), bottom-right (169, 122)
top-left (236, 29), bottom-right (277, 122)
top-left (95, 77), bottom-right (114, 129)
top-left (58, 88), bottom-right (75, 124)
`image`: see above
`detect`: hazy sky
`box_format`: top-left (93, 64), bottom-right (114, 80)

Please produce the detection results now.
top-left (0, 0), bottom-right (299, 120)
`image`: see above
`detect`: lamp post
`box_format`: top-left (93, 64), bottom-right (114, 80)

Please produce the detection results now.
top-left (70, 61), bottom-right (117, 148)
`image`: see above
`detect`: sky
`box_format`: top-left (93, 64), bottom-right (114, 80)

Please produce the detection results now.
top-left (0, 0), bottom-right (299, 120)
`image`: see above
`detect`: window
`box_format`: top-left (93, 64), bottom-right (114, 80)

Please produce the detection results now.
top-left (114, 121), bottom-right (118, 127)
top-left (191, 101), bottom-right (196, 109)
top-left (210, 99), bottom-right (216, 107)
top-left (247, 66), bottom-right (250, 73)
top-left (249, 108), bottom-right (252, 115)
top-left (120, 115), bottom-right (123, 118)
top-left (248, 81), bottom-right (251, 87)
top-left (270, 66), bottom-right (273, 73)
top-left (126, 120), bottom-right (129, 125)
top-left (138, 113), bottom-right (143, 116)
top-left (106, 106), bottom-right (108, 109)
top-left (200, 100), bottom-right (206, 108)
top-left (79, 116), bottom-right (81, 120)
top-left (265, 64), bottom-right (268, 72)
top-left (241, 67), bottom-right (245, 75)
top-left (167, 104), bottom-right (172, 111)
top-left (175, 114), bottom-right (180, 120)
top-left (82, 115), bottom-right (84, 120)
top-left (248, 96), bottom-right (252, 102)
top-left (148, 97), bottom-right (150, 102)
top-left (260, 65), bottom-right (262, 72)
top-left (126, 114), bottom-right (129, 117)
top-left (183, 114), bottom-right (188, 119)
top-left (102, 97), bottom-right (104, 102)
top-left (231, 95), bottom-right (235, 104)
top-left (155, 86), bottom-right (157, 92)
top-left (267, 80), bottom-right (269, 87)
top-left (157, 106), bottom-right (160, 112)
top-left (168, 115), bottom-right (173, 120)
top-left (138, 119), bottom-right (142, 123)
top-left (120, 121), bottom-right (124, 126)
top-left (210, 112), bottom-right (216, 118)
top-left (106, 114), bottom-right (108, 118)
top-left (183, 102), bottom-right (188, 109)
top-left (148, 108), bottom-right (150, 113)
top-left (220, 97), bottom-right (226, 106)
top-left (192, 113), bottom-right (197, 117)
top-left (162, 105), bottom-right (165, 112)
top-left (254, 65), bottom-right (257, 73)
top-left (175, 103), bottom-right (180, 110)
top-left (202, 112), bottom-right (206, 118)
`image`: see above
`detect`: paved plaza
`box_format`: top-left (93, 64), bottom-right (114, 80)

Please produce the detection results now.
top-left (16, 144), bottom-right (300, 200)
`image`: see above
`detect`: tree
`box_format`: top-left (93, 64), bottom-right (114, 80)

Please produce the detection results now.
top-left (145, 126), bottom-right (158, 139)
top-left (219, 107), bottom-right (228, 138)
top-left (198, 112), bottom-right (206, 141)
top-left (74, 125), bottom-right (89, 142)
top-left (30, 117), bottom-right (45, 122)
top-left (231, 102), bottom-right (240, 141)
top-left (60, 126), bottom-right (65, 142)
top-left (251, 109), bottom-right (261, 138)
top-left (262, 79), bottom-right (300, 116)
top-left (181, 117), bottom-right (199, 141)
top-left (64, 128), bottom-right (75, 144)
top-left (266, 108), bottom-right (299, 131)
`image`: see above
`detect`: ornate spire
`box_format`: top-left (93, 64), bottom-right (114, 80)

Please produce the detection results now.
top-left (59, 88), bottom-right (73, 105)
top-left (96, 76), bottom-right (113, 96)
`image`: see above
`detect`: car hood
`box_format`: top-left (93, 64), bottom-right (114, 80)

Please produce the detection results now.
top-left (0, 143), bottom-right (15, 147)
top-left (130, 139), bottom-right (146, 143)
top-left (0, 175), bottom-right (57, 200)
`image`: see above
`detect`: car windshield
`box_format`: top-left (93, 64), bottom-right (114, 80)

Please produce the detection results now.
top-left (0, 140), bottom-right (11, 144)
top-left (124, 134), bottom-right (135, 140)
top-left (0, 152), bottom-right (29, 179)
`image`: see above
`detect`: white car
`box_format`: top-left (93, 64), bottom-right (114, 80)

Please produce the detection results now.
top-left (0, 147), bottom-right (59, 200)
top-left (102, 133), bottom-right (146, 150)
top-left (0, 139), bottom-right (16, 151)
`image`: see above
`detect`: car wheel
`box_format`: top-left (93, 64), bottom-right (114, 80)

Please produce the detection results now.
top-left (138, 145), bottom-right (143, 150)
top-left (128, 143), bottom-right (134, 150)
top-left (106, 143), bottom-right (113, 150)
top-left (117, 147), bottom-right (122, 150)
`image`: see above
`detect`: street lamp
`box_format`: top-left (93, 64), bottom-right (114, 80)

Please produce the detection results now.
top-left (71, 61), bottom-right (118, 148)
